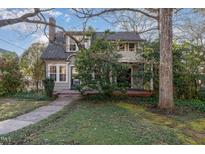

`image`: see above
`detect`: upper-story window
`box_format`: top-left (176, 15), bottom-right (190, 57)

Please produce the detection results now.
top-left (118, 43), bottom-right (136, 52)
top-left (67, 36), bottom-right (91, 52)
top-left (70, 44), bottom-right (77, 51)
top-left (129, 43), bottom-right (135, 51)
top-left (68, 38), bottom-right (78, 52)
top-left (119, 43), bottom-right (125, 51)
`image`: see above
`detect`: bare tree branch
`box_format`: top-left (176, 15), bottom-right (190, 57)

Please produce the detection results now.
top-left (0, 8), bottom-right (89, 47)
top-left (0, 9), bottom-right (53, 27)
top-left (72, 8), bottom-right (158, 20)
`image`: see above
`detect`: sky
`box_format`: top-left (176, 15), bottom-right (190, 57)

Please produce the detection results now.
top-left (0, 9), bottom-right (114, 55)
top-left (0, 8), bottom-right (202, 56)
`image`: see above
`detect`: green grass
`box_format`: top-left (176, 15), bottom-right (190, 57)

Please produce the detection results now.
top-left (1, 97), bottom-right (204, 145)
top-left (7, 91), bottom-right (55, 101)
top-left (0, 91), bottom-right (54, 121)
top-left (0, 98), bottom-right (50, 121)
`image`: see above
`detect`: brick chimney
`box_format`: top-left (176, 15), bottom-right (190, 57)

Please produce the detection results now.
top-left (49, 17), bottom-right (56, 43)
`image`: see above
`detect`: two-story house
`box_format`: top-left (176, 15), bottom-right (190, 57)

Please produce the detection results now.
top-left (41, 18), bottom-right (146, 93)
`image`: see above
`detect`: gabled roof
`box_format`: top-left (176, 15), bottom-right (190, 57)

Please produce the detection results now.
top-left (41, 31), bottom-right (144, 60)
top-left (41, 43), bottom-right (66, 60)
top-left (41, 31), bottom-right (67, 60)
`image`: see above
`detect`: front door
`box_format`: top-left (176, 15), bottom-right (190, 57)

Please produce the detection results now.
top-left (117, 68), bottom-right (131, 88)
top-left (71, 66), bottom-right (80, 90)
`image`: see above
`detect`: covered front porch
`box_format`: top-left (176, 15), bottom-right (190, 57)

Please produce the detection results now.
top-left (46, 55), bottom-right (154, 96)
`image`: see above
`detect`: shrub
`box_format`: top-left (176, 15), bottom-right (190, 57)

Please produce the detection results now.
top-left (43, 78), bottom-right (54, 97)
top-left (0, 51), bottom-right (23, 95)
top-left (1, 71), bottom-right (22, 94)
top-left (0, 82), bottom-right (6, 96)
top-left (142, 41), bottom-right (205, 99)
top-left (175, 99), bottom-right (205, 112)
top-left (198, 87), bottom-right (205, 101)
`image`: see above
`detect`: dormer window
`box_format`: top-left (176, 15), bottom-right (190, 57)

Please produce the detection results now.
top-left (70, 44), bottom-right (77, 51)
top-left (67, 37), bottom-right (78, 52)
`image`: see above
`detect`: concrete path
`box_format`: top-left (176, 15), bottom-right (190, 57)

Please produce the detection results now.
top-left (0, 96), bottom-right (80, 135)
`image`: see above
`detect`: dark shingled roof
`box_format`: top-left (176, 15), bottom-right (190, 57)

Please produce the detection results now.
top-left (41, 31), bottom-right (144, 60)
top-left (41, 31), bottom-right (68, 60)
top-left (41, 44), bottom-right (66, 60)
top-left (95, 32), bottom-right (143, 41)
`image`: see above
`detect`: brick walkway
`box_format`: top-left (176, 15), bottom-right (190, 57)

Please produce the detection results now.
top-left (0, 96), bottom-right (80, 135)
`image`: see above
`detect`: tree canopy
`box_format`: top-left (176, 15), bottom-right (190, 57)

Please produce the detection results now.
top-left (19, 42), bottom-right (45, 91)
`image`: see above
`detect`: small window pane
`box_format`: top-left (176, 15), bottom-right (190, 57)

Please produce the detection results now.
top-left (49, 65), bottom-right (56, 81)
top-left (60, 66), bottom-right (66, 74)
top-left (60, 74), bottom-right (66, 81)
top-left (60, 66), bottom-right (66, 81)
top-left (70, 44), bottom-right (76, 51)
top-left (50, 66), bottom-right (56, 73)
top-left (119, 44), bottom-right (125, 51)
top-left (129, 43), bottom-right (135, 51)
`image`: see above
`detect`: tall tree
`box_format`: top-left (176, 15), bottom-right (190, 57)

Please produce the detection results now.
top-left (20, 42), bottom-right (45, 92)
top-left (0, 50), bottom-right (22, 95)
top-left (158, 9), bottom-right (174, 110)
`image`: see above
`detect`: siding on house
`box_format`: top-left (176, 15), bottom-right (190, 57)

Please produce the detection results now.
top-left (119, 51), bottom-right (143, 63)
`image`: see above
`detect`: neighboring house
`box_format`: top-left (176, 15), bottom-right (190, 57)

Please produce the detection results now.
top-left (41, 17), bottom-right (147, 92)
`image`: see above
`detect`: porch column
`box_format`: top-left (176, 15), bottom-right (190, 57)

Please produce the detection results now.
top-left (150, 63), bottom-right (154, 91)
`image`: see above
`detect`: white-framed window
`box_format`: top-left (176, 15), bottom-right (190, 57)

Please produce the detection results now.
top-left (69, 40), bottom-right (78, 52)
top-left (70, 44), bottom-right (76, 51)
top-left (129, 43), bottom-right (135, 51)
top-left (67, 36), bottom-right (91, 52)
top-left (48, 64), bottom-right (67, 83)
top-left (49, 65), bottom-right (57, 81)
top-left (67, 36), bottom-right (78, 52)
top-left (59, 65), bottom-right (66, 81)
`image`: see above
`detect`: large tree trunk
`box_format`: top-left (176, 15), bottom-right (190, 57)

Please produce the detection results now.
top-left (35, 81), bottom-right (39, 92)
top-left (158, 8), bottom-right (174, 110)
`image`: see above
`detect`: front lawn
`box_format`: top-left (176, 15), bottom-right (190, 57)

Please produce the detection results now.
top-left (0, 97), bottom-right (204, 145)
top-left (0, 91), bottom-right (53, 121)
top-left (0, 98), bottom-right (50, 121)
